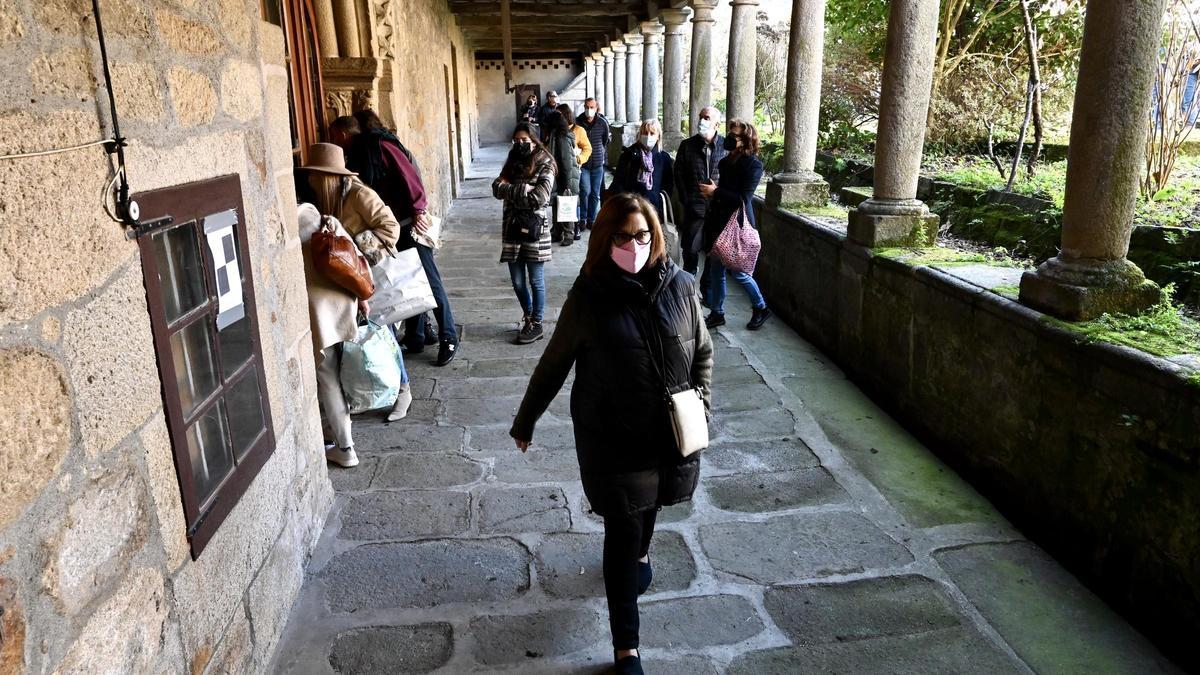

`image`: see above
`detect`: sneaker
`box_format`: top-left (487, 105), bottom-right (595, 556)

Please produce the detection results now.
top-left (436, 338), bottom-right (459, 366)
top-left (325, 446), bottom-right (359, 468)
top-left (515, 319), bottom-right (544, 344)
top-left (747, 306), bottom-right (772, 330)
top-left (704, 312), bottom-right (726, 328)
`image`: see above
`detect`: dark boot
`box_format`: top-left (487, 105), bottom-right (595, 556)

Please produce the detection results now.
top-left (747, 306), bottom-right (772, 330)
top-left (704, 312), bottom-right (726, 329)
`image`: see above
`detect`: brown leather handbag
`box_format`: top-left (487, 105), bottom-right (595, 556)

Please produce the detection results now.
top-left (310, 216), bottom-right (375, 299)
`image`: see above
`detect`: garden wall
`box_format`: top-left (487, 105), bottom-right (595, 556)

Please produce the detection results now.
top-left (754, 201), bottom-right (1200, 668)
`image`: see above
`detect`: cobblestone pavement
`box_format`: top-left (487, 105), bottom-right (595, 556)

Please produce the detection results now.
top-left (272, 147), bottom-right (1180, 674)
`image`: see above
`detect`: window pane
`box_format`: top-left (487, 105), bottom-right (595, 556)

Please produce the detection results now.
top-left (170, 320), bottom-right (219, 418)
top-left (218, 312), bottom-right (254, 379)
top-left (186, 402), bottom-right (234, 504)
top-left (227, 371), bottom-right (266, 459)
top-left (151, 223), bottom-right (207, 324)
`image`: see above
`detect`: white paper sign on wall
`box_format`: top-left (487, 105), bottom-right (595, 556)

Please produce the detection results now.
top-left (204, 209), bottom-right (245, 330)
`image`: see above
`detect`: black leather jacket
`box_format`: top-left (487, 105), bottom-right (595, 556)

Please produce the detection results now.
top-left (512, 258), bottom-right (714, 517)
top-left (674, 133), bottom-right (726, 221)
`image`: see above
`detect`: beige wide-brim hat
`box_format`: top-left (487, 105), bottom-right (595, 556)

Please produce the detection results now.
top-left (299, 143), bottom-right (357, 176)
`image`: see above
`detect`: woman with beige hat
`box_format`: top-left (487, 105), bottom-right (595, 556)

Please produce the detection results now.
top-left (297, 142), bottom-right (412, 467)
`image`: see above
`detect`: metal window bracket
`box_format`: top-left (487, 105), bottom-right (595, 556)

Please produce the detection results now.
top-left (125, 215), bottom-right (175, 240)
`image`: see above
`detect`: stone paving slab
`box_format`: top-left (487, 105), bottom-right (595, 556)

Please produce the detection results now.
top-left (339, 490), bottom-right (470, 540)
top-left (534, 531), bottom-right (696, 599)
top-left (476, 486), bottom-right (572, 534)
top-left (703, 467), bottom-right (850, 513)
top-left (935, 542), bottom-right (1181, 674)
top-left (467, 607), bottom-right (605, 665)
top-left (272, 145), bottom-right (1180, 675)
top-left (700, 512), bottom-right (914, 584)
top-left (726, 628), bottom-right (1023, 674)
top-left (328, 624), bottom-right (454, 674)
top-left (372, 452), bottom-right (486, 490)
top-left (640, 594), bottom-right (765, 649)
top-left (352, 424), bottom-right (466, 454)
top-left (322, 538), bottom-right (531, 612)
top-left (763, 575), bottom-right (963, 645)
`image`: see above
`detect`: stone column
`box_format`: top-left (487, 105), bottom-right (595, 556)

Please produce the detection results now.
top-left (1019, 0), bottom-right (1165, 320)
top-left (602, 47), bottom-right (615, 117)
top-left (595, 52), bottom-right (608, 112)
top-left (726, 0), bottom-right (758, 120)
top-left (611, 41), bottom-right (628, 125)
top-left (313, 0), bottom-right (338, 57)
top-left (688, 0), bottom-right (719, 133)
top-left (641, 20), bottom-right (665, 122)
top-left (660, 8), bottom-right (692, 151)
top-left (624, 32), bottom-right (644, 123)
top-left (765, 0), bottom-right (829, 208)
top-left (846, 0), bottom-right (940, 248)
top-left (585, 55), bottom-right (597, 100)
top-left (332, 0), bottom-right (362, 58)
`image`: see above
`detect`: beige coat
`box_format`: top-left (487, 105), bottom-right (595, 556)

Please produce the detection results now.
top-left (336, 177), bottom-right (401, 259)
top-left (298, 204), bottom-right (357, 364)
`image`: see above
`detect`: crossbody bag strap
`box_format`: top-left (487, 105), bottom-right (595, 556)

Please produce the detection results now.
top-left (631, 307), bottom-right (681, 398)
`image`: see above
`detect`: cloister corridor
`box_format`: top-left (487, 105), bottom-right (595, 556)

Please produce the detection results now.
top-left (269, 147), bottom-right (1177, 674)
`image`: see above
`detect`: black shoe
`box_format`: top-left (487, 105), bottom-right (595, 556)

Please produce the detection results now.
top-left (747, 306), bottom-right (772, 330)
top-left (560, 238), bottom-right (573, 247)
top-left (704, 312), bottom-right (725, 328)
top-left (400, 342), bottom-right (424, 355)
top-left (515, 319), bottom-right (544, 344)
top-left (423, 318), bottom-right (438, 345)
top-left (574, 232), bottom-right (582, 240)
top-left (614, 653), bottom-right (644, 675)
top-left (637, 560), bottom-right (653, 595)
top-left (436, 338), bottom-right (459, 366)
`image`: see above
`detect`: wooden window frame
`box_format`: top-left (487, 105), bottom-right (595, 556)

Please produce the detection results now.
top-left (134, 175), bottom-right (276, 558)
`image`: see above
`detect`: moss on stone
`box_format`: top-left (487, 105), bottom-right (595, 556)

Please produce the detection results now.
top-left (877, 246), bottom-right (1028, 269)
top-left (1045, 288), bottom-right (1200, 358)
top-left (782, 202), bottom-right (849, 219)
top-left (991, 284), bottom-right (1021, 299)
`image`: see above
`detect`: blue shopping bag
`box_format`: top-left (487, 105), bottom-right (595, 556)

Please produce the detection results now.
top-left (339, 320), bottom-right (404, 413)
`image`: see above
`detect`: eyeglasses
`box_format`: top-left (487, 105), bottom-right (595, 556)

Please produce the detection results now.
top-left (612, 230), bottom-right (652, 246)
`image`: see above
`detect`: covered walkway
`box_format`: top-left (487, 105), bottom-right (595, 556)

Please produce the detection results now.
top-left (271, 147), bottom-right (1175, 674)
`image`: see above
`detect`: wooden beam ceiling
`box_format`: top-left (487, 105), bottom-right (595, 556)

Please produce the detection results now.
top-left (453, 0), bottom-right (643, 54)
top-left (451, 1), bottom-right (644, 18)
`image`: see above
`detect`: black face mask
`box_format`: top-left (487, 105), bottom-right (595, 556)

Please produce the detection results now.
top-left (723, 135), bottom-right (739, 152)
top-left (511, 142), bottom-right (533, 159)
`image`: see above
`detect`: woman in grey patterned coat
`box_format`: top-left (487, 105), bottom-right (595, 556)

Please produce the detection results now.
top-left (493, 122), bottom-right (557, 344)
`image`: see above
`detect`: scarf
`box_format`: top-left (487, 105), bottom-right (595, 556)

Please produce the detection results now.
top-left (637, 146), bottom-right (654, 192)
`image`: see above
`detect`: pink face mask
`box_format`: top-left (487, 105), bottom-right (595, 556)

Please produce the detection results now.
top-left (611, 239), bottom-right (651, 274)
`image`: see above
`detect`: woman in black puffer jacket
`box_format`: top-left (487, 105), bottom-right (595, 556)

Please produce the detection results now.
top-left (510, 193), bottom-right (714, 675)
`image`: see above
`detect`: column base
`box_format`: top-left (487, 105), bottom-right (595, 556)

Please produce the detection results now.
top-left (847, 198), bottom-right (939, 248)
top-left (765, 171), bottom-right (830, 208)
top-left (1019, 256), bottom-right (1161, 322)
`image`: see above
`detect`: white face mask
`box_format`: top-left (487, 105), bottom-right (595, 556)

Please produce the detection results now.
top-left (585, 108), bottom-right (597, 118)
top-left (640, 134), bottom-right (657, 148)
top-left (698, 118), bottom-right (716, 138)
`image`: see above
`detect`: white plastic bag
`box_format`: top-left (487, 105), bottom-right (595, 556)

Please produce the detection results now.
top-left (555, 194), bottom-right (578, 222)
top-left (368, 248), bottom-right (437, 326)
top-left (340, 320), bottom-right (404, 414)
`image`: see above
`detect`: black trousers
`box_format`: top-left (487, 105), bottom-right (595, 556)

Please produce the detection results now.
top-left (678, 217), bottom-right (703, 275)
top-left (603, 508), bottom-right (658, 650)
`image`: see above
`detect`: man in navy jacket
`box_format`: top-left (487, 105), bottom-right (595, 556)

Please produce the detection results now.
top-left (575, 97), bottom-right (611, 229)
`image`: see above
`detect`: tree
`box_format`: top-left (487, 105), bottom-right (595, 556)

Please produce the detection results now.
top-left (1144, 0), bottom-right (1200, 199)
top-left (755, 14), bottom-right (789, 137)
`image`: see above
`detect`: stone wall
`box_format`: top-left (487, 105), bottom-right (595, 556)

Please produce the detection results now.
top-left (384, 0), bottom-right (478, 209)
top-left (0, 2), bottom-right (332, 673)
top-left (754, 201), bottom-right (1200, 668)
top-left (474, 57), bottom-right (583, 144)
